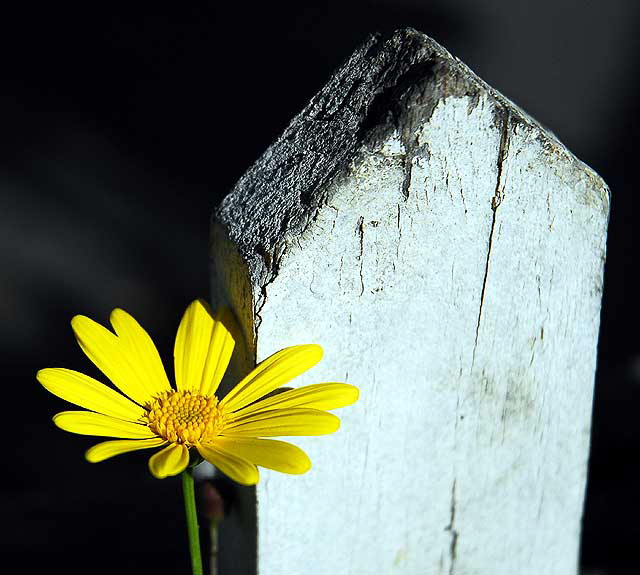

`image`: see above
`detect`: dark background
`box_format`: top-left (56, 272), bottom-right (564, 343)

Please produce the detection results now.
top-left (1, 2), bottom-right (637, 573)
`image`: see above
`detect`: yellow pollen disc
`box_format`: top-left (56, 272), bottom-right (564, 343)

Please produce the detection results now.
top-left (144, 390), bottom-right (226, 445)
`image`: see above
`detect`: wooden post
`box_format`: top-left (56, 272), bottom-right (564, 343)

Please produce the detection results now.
top-left (210, 28), bottom-right (609, 575)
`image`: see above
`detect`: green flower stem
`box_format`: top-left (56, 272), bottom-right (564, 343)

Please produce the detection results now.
top-left (182, 469), bottom-right (203, 575)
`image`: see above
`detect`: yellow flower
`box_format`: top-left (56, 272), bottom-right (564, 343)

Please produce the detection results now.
top-left (37, 299), bottom-right (358, 483)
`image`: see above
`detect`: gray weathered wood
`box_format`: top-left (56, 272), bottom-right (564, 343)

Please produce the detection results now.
top-left (210, 28), bottom-right (609, 575)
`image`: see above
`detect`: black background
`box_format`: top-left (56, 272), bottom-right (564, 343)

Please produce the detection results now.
top-left (2, 2), bottom-right (638, 573)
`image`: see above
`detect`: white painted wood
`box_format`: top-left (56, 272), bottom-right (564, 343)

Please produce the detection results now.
top-left (210, 29), bottom-right (609, 575)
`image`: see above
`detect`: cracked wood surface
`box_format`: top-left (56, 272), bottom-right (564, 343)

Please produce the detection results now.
top-left (210, 28), bottom-right (609, 575)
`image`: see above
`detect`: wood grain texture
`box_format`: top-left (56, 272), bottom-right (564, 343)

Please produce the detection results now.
top-left (210, 28), bottom-right (609, 575)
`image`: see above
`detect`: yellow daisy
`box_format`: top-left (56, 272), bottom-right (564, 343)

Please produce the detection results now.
top-left (37, 299), bottom-right (358, 484)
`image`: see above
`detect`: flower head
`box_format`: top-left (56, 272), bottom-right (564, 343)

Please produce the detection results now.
top-left (37, 300), bottom-right (358, 483)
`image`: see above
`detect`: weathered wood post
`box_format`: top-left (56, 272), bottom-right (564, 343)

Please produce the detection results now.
top-left (209, 28), bottom-right (609, 575)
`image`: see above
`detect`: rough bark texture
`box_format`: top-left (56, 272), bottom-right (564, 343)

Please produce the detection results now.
top-left (210, 28), bottom-right (609, 575)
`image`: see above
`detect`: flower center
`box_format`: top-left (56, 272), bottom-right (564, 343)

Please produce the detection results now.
top-left (144, 390), bottom-right (225, 445)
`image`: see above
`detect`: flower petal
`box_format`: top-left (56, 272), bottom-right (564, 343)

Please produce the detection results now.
top-left (37, 368), bottom-right (146, 421)
top-left (71, 311), bottom-right (170, 406)
top-left (197, 443), bottom-right (259, 485)
top-left (110, 308), bottom-right (172, 396)
top-left (148, 443), bottom-right (190, 479)
top-left (222, 408), bottom-right (340, 437)
top-left (174, 300), bottom-right (236, 396)
top-left (208, 437), bottom-right (311, 474)
top-left (53, 411), bottom-right (156, 439)
top-left (228, 383), bottom-right (359, 421)
top-left (220, 345), bottom-right (323, 413)
top-left (86, 437), bottom-right (167, 463)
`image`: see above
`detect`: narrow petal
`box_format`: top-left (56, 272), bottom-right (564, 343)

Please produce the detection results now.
top-left (200, 308), bottom-right (237, 397)
top-left (197, 443), bottom-right (259, 485)
top-left (37, 368), bottom-right (146, 421)
top-left (86, 437), bottom-right (167, 463)
top-left (222, 408), bottom-right (340, 437)
top-left (174, 300), bottom-right (237, 396)
top-left (71, 312), bottom-right (169, 406)
top-left (228, 383), bottom-right (359, 421)
top-left (220, 345), bottom-right (323, 413)
top-left (148, 443), bottom-right (190, 479)
top-left (208, 437), bottom-right (311, 475)
top-left (110, 308), bottom-right (172, 397)
top-left (53, 411), bottom-right (156, 439)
